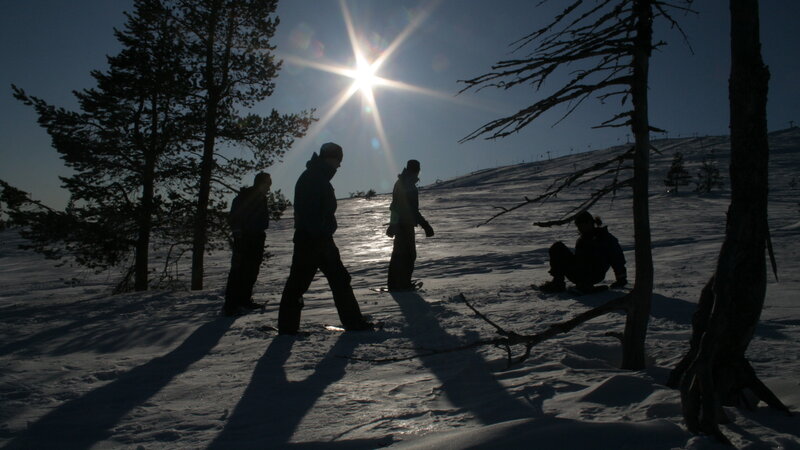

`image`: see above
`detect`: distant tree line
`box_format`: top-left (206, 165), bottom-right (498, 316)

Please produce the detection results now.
top-left (0, 0), bottom-right (314, 292)
top-left (349, 189), bottom-right (377, 200)
top-left (663, 151), bottom-right (724, 194)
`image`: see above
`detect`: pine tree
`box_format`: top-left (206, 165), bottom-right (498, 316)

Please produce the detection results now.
top-left (170, 0), bottom-right (315, 290)
top-left (663, 151), bottom-right (691, 194)
top-left (694, 155), bottom-right (724, 193)
top-left (10, 0), bottom-right (191, 290)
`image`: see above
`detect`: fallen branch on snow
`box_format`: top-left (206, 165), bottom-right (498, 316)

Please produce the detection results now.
top-left (343, 292), bottom-right (631, 368)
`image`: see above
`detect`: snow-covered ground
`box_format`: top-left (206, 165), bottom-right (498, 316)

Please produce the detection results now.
top-left (1, 130), bottom-right (799, 449)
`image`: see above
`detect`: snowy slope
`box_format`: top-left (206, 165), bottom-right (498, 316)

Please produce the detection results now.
top-left (1, 130), bottom-right (799, 449)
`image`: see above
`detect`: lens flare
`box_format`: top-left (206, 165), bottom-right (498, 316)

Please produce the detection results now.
top-left (279, 0), bottom-right (493, 172)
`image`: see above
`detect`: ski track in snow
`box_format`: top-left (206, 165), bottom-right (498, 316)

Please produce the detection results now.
top-left (1, 130), bottom-right (799, 449)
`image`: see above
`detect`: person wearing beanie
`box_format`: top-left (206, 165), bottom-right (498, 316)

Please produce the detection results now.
top-left (386, 159), bottom-right (434, 291)
top-left (539, 210), bottom-right (627, 293)
top-left (223, 172), bottom-right (272, 316)
top-left (278, 143), bottom-right (373, 334)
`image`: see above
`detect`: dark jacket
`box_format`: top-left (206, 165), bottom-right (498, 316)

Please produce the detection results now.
top-left (293, 153), bottom-right (338, 239)
top-left (229, 186), bottom-right (269, 234)
top-left (575, 226), bottom-right (627, 281)
top-left (390, 169), bottom-right (428, 228)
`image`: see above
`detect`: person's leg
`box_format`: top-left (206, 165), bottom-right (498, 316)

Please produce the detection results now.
top-left (223, 237), bottom-right (244, 313)
top-left (388, 226), bottom-right (415, 290)
top-left (387, 234), bottom-right (402, 289)
top-left (278, 237), bottom-right (318, 334)
top-left (540, 241), bottom-right (575, 292)
top-left (406, 228), bottom-right (417, 284)
top-left (569, 262), bottom-right (607, 291)
top-left (239, 233), bottom-right (265, 307)
top-left (318, 239), bottom-right (369, 330)
top-left (548, 241), bottom-right (575, 280)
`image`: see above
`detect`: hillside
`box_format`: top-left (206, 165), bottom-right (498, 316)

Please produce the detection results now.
top-left (1, 130), bottom-right (798, 449)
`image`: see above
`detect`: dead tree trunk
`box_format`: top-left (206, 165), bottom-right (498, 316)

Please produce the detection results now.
top-left (458, 0), bottom-right (697, 371)
top-left (667, 0), bottom-right (790, 443)
top-left (622, 0), bottom-right (655, 370)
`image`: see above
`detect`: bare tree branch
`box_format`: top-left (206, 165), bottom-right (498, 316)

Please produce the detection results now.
top-left (533, 177), bottom-right (633, 227)
top-left (477, 146), bottom-right (634, 227)
top-left (653, 1), bottom-right (698, 54)
top-left (341, 293), bottom-right (631, 368)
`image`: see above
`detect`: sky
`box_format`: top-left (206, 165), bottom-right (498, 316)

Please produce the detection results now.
top-left (1, 0), bottom-right (798, 208)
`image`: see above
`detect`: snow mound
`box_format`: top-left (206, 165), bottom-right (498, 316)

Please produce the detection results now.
top-left (391, 417), bottom-right (689, 450)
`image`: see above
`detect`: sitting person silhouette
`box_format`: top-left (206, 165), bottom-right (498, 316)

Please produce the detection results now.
top-left (539, 210), bottom-right (627, 293)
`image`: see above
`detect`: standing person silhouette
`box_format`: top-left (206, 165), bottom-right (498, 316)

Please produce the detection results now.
top-left (278, 143), bottom-right (373, 334)
top-left (386, 159), bottom-right (434, 291)
top-left (539, 210), bottom-right (627, 293)
top-left (223, 172), bottom-right (272, 316)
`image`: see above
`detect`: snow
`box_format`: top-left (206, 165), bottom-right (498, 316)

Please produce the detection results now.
top-left (2, 130), bottom-right (799, 449)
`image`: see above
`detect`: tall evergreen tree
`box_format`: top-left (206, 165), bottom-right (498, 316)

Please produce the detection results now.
top-left (11, 0), bottom-right (191, 290)
top-left (664, 151), bottom-right (691, 194)
top-left (171, 0), bottom-right (315, 290)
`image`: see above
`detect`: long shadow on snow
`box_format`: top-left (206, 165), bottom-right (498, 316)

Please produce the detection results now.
top-left (574, 291), bottom-right (790, 340)
top-left (209, 334), bottom-right (392, 449)
top-left (409, 249), bottom-right (547, 279)
top-left (3, 318), bottom-right (232, 450)
top-left (572, 292), bottom-right (696, 325)
top-left (0, 295), bottom-right (153, 356)
top-left (391, 292), bottom-right (533, 425)
top-left (0, 291), bottom-right (214, 357)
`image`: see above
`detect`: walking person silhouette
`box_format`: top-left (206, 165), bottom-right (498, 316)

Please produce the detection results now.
top-left (223, 172), bottom-right (272, 316)
top-left (277, 143), bottom-right (373, 334)
top-left (386, 159), bottom-right (434, 291)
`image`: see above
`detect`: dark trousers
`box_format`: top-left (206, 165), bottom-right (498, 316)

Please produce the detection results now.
top-left (387, 225), bottom-right (416, 290)
top-left (549, 241), bottom-right (604, 287)
top-left (224, 232), bottom-right (265, 309)
top-left (278, 232), bottom-right (364, 333)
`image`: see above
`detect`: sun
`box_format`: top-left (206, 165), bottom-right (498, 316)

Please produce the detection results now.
top-left (350, 54), bottom-right (379, 97)
top-left (281, 0), bottom-right (481, 167)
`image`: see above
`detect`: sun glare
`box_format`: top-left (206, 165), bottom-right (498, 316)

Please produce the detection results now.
top-left (282, 0), bottom-right (471, 172)
top-left (351, 54), bottom-right (378, 96)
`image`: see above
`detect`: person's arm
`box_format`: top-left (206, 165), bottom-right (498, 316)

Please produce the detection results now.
top-left (411, 185), bottom-right (433, 237)
top-left (387, 180), bottom-right (402, 237)
top-left (418, 214), bottom-right (433, 237)
top-left (229, 194), bottom-right (244, 237)
top-left (608, 233), bottom-right (627, 287)
top-left (259, 195), bottom-right (270, 231)
top-left (294, 178), bottom-right (324, 239)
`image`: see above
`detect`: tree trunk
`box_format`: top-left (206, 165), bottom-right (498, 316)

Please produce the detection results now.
top-left (621, 0), bottom-right (654, 370)
top-left (135, 151), bottom-right (156, 291)
top-left (190, 2), bottom-right (221, 291)
top-left (190, 100), bottom-right (217, 291)
top-left (669, 0), bottom-right (789, 443)
top-left (134, 94), bottom-right (160, 292)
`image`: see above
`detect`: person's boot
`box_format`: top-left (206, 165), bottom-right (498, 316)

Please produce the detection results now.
top-left (539, 278), bottom-right (566, 293)
top-left (222, 304), bottom-right (245, 317)
top-left (388, 283), bottom-right (414, 292)
top-left (575, 284), bottom-right (609, 294)
top-left (345, 320), bottom-right (375, 332)
top-left (278, 296), bottom-right (304, 335)
top-left (242, 300), bottom-right (264, 310)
